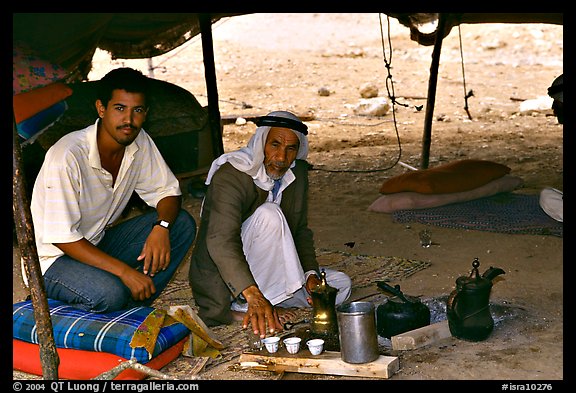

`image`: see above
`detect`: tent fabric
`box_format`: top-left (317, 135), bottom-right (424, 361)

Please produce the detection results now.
top-left (13, 13), bottom-right (242, 81)
top-left (13, 42), bottom-right (70, 95)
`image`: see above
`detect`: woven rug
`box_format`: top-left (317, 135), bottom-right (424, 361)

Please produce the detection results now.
top-left (316, 249), bottom-right (431, 290)
top-left (392, 192), bottom-right (563, 237)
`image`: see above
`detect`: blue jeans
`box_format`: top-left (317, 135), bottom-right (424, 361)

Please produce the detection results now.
top-left (43, 210), bottom-right (196, 313)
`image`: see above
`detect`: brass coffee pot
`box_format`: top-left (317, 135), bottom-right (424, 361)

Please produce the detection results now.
top-left (310, 269), bottom-right (339, 336)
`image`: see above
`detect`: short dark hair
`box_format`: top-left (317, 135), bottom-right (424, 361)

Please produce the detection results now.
top-left (97, 67), bottom-right (150, 108)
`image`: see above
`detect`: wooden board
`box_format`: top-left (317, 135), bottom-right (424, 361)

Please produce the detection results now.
top-left (239, 350), bottom-right (399, 379)
top-left (391, 320), bottom-right (452, 350)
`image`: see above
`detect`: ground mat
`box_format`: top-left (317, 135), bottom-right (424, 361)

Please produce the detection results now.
top-left (315, 249), bottom-right (432, 290)
top-left (391, 192), bottom-right (562, 237)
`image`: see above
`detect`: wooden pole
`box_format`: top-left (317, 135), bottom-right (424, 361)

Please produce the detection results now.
top-left (13, 118), bottom-right (60, 379)
top-left (421, 13), bottom-right (447, 169)
top-left (199, 13), bottom-right (224, 158)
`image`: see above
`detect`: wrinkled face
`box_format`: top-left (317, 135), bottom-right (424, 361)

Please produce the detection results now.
top-left (96, 89), bottom-right (148, 147)
top-left (264, 127), bottom-right (300, 180)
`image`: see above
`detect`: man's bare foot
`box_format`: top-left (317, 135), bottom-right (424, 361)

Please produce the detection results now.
top-left (231, 310), bottom-right (245, 322)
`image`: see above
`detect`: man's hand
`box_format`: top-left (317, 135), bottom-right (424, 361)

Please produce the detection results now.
top-left (241, 285), bottom-right (283, 338)
top-left (141, 195), bottom-right (181, 275)
top-left (119, 265), bottom-right (157, 301)
top-left (137, 226), bottom-right (171, 276)
top-left (305, 273), bottom-right (321, 305)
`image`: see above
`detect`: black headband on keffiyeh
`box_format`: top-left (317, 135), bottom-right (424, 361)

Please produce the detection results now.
top-left (255, 115), bottom-right (308, 135)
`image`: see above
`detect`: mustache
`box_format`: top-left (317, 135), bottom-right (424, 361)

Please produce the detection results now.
top-left (117, 124), bottom-right (137, 130)
top-left (269, 161), bottom-right (288, 169)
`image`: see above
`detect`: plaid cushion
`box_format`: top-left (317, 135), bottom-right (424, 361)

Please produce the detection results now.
top-left (13, 299), bottom-right (189, 364)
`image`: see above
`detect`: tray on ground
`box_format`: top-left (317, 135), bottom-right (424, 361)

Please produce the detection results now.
top-left (239, 349), bottom-right (399, 379)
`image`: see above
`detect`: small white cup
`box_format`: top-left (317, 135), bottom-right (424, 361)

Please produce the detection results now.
top-left (283, 337), bottom-right (302, 354)
top-left (307, 338), bottom-right (325, 355)
top-left (262, 336), bottom-right (280, 353)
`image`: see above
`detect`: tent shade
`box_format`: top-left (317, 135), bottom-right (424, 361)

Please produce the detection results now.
top-left (13, 13), bottom-right (244, 81)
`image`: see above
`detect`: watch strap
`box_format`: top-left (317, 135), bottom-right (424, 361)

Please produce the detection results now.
top-left (153, 220), bottom-right (171, 230)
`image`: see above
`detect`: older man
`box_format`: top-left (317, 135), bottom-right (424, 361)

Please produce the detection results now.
top-left (189, 110), bottom-right (351, 336)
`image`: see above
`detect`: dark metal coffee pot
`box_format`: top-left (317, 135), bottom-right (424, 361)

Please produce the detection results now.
top-left (375, 281), bottom-right (431, 338)
top-left (446, 258), bottom-right (505, 341)
top-left (310, 269), bottom-right (339, 336)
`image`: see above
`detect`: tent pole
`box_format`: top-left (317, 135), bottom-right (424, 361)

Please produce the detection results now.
top-left (13, 117), bottom-right (60, 379)
top-left (421, 13), bottom-right (447, 169)
top-left (199, 13), bottom-right (225, 158)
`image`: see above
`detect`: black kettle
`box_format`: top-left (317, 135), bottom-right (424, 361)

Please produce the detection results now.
top-left (375, 281), bottom-right (431, 338)
top-left (446, 258), bottom-right (505, 341)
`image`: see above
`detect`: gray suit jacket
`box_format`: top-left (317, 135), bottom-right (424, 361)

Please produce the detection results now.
top-left (189, 159), bottom-right (319, 326)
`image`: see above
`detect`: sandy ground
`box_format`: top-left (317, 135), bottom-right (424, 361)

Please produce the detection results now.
top-left (14, 13), bottom-right (564, 382)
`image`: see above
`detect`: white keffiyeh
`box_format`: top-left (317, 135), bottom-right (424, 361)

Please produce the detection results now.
top-left (205, 111), bottom-right (309, 191)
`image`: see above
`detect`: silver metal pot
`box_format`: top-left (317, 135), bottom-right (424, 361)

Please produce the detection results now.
top-left (336, 301), bottom-right (379, 364)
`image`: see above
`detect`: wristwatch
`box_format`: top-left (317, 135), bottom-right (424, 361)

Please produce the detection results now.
top-left (153, 220), bottom-right (171, 230)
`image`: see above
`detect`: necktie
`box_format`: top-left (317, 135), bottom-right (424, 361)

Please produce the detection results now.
top-left (271, 180), bottom-right (281, 200)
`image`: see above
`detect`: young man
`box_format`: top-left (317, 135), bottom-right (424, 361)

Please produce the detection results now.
top-left (189, 110), bottom-right (351, 337)
top-left (27, 67), bottom-right (196, 313)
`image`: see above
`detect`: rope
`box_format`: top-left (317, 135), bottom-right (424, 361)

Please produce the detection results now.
top-left (458, 25), bottom-right (474, 120)
top-left (309, 13), bottom-right (405, 174)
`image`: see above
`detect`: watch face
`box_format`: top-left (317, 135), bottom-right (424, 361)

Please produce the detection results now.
top-left (155, 220), bottom-right (170, 229)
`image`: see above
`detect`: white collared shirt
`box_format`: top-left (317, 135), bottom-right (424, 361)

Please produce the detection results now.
top-left (28, 119), bottom-right (181, 276)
